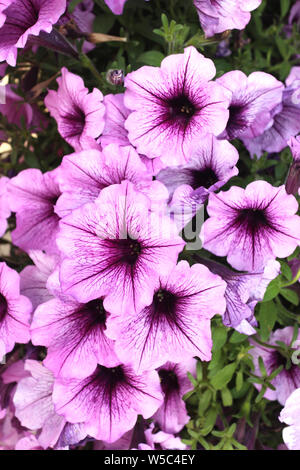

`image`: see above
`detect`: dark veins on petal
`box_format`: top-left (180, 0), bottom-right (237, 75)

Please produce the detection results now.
top-left (234, 208), bottom-right (270, 235)
top-left (109, 237), bottom-right (142, 266)
top-left (226, 103), bottom-right (249, 138)
top-left (0, 293), bottom-right (8, 322)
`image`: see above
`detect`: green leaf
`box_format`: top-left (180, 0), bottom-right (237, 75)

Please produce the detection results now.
top-left (212, 326), bottom-right (228, 351)
top-left (137, 50), bottom-right (164, 67)
top-left (210, 362), bottom-right (236, 390)
top-left (221, 387), bottom-right (232, 407)
top-left (280, 0), bottom-right (291, 18)
top-left (229, 330), bottom-right (248, 344)
top-left (236, 370), bottom-right (243, 391)
top-left (280, 288), bottom-right (299, 306)
top-left (258, 301), bottom-right (277, 341)
top-left (262, 278), bottom-right (281, 302)
top-left (93, 14), bottom-right (115, 34)
top-left (280, 262), bottom-right (293, 282)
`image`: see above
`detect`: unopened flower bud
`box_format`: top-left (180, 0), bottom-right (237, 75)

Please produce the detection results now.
top-left (285, 136), bottom-right (300, 195)
top-left (106, 69), bottom-right (124, 87)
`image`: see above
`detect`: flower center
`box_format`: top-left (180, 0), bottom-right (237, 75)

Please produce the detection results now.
top-left (153, 289), bottom-right (177, 318)
top-left (117, 238), bottom-right (142, 266)
top-left (168, 95), bottom-right (195, 120)
top-left (61, 105), bottom-right (86, 139)
top-left (0, 293), bottom-right (8, 322)
top-left (235, 208), bottom-right (269, 234)
top-left (85, 299), bottom-right (107, 326)
top-left (158, 368), bottom-right (180, 394)
top-left (190, 168), bottom-right (218, 189)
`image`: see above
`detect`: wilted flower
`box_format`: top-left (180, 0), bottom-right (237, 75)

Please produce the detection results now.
top-left (106, 69), bottom-right (124, 86)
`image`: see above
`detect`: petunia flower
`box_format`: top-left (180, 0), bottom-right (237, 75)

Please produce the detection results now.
top-left (105, 260), bottom-right (226, 372)
top-left (286, 136), bottom-right (300, 196)
top-left (156, 134), bottom-right (239, 227)
top-left (0, 176), bottom-right (10, 238)
top-left (152, 360), bottom-right (196, 434)
top-left (20, 250), bottom-right (59, 311)
top-left (193, 0), bottom-right (262, 38)
top-left (100, 93), bottom-right (164, 176)
top-left (57, 180), bottom-right (185, 315)
top-left (243, 73), bottom-right (300, 157)
top-left (200, 180), bottom-right (300, 272)
top-left (44, 67), bottom-right (105, 151)
top-left (13, 359), bottom-right (87, 449)
top-left (279, 388), bottom-right (300, 450)
top-left (52, 363), bottom-right (163, 443)
top-left (0, 0), bottom-right (67, 66)
top-left (216, 70), bottom-right (284, 141)
top-left (196, 257), bottom-right (280, 334)
top-left (55, 144), bottom-right (168, 217)
top-left (31, 278), bottom-right (120, 378)
top-left (7, 168), bottom-right (61, 254)
top-left (104, 0), bottom-right (127, 15)
top-left (124, 46), bottom-right (230, 166)
top-left (249, 327), bottom-right (300, 406)
top-left (0, 262), bottom-right (31, 356)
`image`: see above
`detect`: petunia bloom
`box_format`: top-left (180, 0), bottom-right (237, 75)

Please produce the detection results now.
top-left (196, 257), bottom-right (280, 334)
top-left (0, 262), bottom-right (31, 355)
top-left (285, 136), bottom-right (300, 196)
top-left (104, 0), bottom-right (127, 15)
top-left (8, 168), bottom-right (61, 254)
top-left (105, 260), bottom-right (226, 372)
top-left (53, 364), bottom-right (163, 443)
top-left (124, 46), bottom-right (230, 166)
top-left (243, 73), bottom-right (300, 157)
top-left (100, 93), bottom-right (164, 176)
top-left (152, 360), bottom-right (196, 434)
top-left (200, 180), bottom-right (300, 272)
top-left (216, 70), bottom-right (283, 141)
top-left (249, 327), bottom-right (300, 406)
top-left (45, 67), bottom-right (105, 151)
top-left (0, 0), bottom-right (67, 66)
top-left (156, 135), bottom-right (239, 227)
top-left (279, 388), bottom-right (300, 450)
top-left (57, 180), bottom-right (185, 315)
top-left (31, 282), bottom-right (120, 379)
top-left (193, 1), bottom-right (262, 38)
top-left (55, 144), bottom-right (168, 217)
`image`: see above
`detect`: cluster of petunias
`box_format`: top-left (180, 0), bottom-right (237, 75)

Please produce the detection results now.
top-left (0, 0), bottom-right (300, 451)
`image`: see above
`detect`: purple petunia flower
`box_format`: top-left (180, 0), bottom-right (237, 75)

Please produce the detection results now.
top-left (55, 144), bottom-right (168, 217)
top-left (57, 180), bottom-right (185, 315)
top-left (0, 176), bottom-right (10, 237)
top-left (13, 359), bottom-right (87, 449)
top-left (152, 360), bottom-right (196, 434)
top-left (0, 0), bottom-right (67, 66)
top-left (31, 274), bottom-right (120, 378)
top-left (279, 388), bottom-right (300, 450)
top-left (8, 168), bottom-right (61, 254)
top-left (216, 70), bottom-right (284, 141)
top-left (156, 135), bottom-right (239, 227)
top-left (286, 136), bottom-right (300, 196)
top-left (249, 327), bottom-right (300, 406)
top-left (193, 0), bottom-right (262, 38)
top-left (124, 46), bottom-right (230, 166)
top-left (243, 73), bottom-right (300, 157)
top-left (196, 257), bottom-right (280, 334)
top-left (100, 93), bottom-right (164, 176)
top-left (200, 180), bottom-right (300, 272)
top-left (20, 251), bottom-right (59, 312)
top-left (0, 262), bottom-right (31, 356)
top-left (105, 260), bottom-right (226, 372)
top-left (44, 67), bottom-right (105, 151)
top-left (53, 364), bottom-right (163, 443)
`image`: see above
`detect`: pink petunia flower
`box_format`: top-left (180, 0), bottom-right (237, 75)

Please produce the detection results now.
top-left (0, 0), bottom-right (67, 66)
top-left (8, 168), bottom-right (61, 254)
top-left (200, 180), bottom-right (300, 272)
top-left (279, 388), bottom-right (300, 450)
top-left (194, 0), bottom-right (262, 38)
top-left (0, 262), bottom-right (31, 355)
top-left (45, 67), bottom-right (105, 151)
top-left (105, 260), bottom-right (226, 372)
top-left (0, 176), bottom-right (10, 238)
top-left (124, 46), bottom-right (230, 166)
top-left (57, 180), bottom-right (185, 315)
